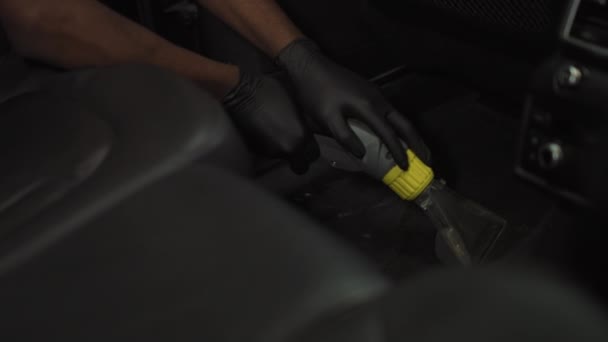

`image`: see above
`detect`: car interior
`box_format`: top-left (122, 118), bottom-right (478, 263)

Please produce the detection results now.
top-left (1, 0), bottom-right (607, 340)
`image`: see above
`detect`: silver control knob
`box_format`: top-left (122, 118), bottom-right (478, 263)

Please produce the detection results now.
top-left (556, 65), bottom-right (583, 88)
top-left (538, 142), bottom-right (565, 169)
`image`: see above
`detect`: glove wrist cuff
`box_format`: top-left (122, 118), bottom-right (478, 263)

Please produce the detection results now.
top-left (275, 38), bottom-right (322, 70)
top-left (222, 70), bottom-right (257, 112)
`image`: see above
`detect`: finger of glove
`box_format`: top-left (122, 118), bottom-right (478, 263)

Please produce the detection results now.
top-left (330, 118), bottom-right (367, 159)
top-left (357, 109), bottom-right (410, 170)
top-left (288, 135), bottom-right (321, 174)
top-left (386, 111), bottom-right (432, 165)
top-left (302, 135), bottom-right (321, 163)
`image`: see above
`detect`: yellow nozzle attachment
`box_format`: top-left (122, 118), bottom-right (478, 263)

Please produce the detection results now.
top-left (382, 150), bottom-right (434, 201)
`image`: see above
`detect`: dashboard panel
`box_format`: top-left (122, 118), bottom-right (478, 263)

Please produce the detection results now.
top-left (402, 0), bottom-right (555, 34)
top-left (373, 0), bottom-right (570, 57)
top-left (373, 0), bottom-right (606, 206)
top-left (516, 0), bottom-right (608, 206)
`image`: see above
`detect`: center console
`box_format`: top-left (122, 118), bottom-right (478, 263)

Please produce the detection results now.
top-left (516, 0), bottom-right (608, 206)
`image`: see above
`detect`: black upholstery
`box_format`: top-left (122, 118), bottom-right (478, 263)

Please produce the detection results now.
top-left (0, 93), bottom-right (113, 240)
top-left (293, 269), bottom-right (608, 342)
top-left (0, 166), bottom-right (388, 341)
top-left (0, 64), bottom-right (249, 272)
top-left (0, 63), bottom-right (389, 342)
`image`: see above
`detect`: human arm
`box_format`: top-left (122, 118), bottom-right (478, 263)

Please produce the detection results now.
top-left (197, 0), bottom-right (429, 168)
top-left (196, 0), bottom-right (303, 57)
top-left (0, 0), bottom-right (238, 98)
top-left (0, 0), bottom-right (319, 170)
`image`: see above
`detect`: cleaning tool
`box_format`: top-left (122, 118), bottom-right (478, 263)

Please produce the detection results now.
top-left (318, 120), bottom-right (507, 266)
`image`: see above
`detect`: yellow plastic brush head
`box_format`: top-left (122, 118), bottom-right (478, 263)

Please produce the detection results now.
top-left (382, 150), bottom-right (434, 201)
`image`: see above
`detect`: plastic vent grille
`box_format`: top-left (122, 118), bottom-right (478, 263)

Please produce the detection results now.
top-left (414, 0), bottom-right (555, 34)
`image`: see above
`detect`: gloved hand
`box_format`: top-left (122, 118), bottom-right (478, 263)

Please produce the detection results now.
top-left (277, 39), bottom-right (430, 169)
top-left (223, 70), bottom-right (320, 174)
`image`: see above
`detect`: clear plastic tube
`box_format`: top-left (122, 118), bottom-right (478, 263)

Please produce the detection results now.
top-left (416, 180), bottom-right (506, 266)
top-left (416, 180), bottom-right (472, 266)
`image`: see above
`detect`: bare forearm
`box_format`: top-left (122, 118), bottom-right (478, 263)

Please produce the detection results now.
top-left (0, 0), bottom-right (238, 98)
top-left (197, 0), bottom-right (304, 57)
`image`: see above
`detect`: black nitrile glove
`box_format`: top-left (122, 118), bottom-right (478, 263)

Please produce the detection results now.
top-left (223, 70), bottom-right (320, 174)
top-left (277, 39), bottom-right (430, 169)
